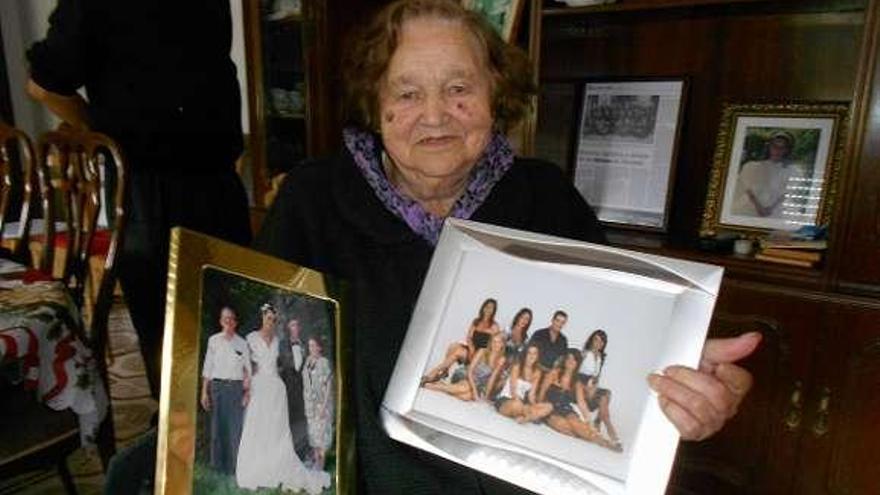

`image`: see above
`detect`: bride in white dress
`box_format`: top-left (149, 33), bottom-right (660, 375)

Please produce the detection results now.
top-left (236, 303), bottom-right (331, 493)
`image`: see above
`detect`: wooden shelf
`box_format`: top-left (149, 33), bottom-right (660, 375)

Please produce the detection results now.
top-left (265, 12), bottom-right (303, 24)
top-left (605, 229), bottom-right (826, 289)
top-left (542, 0), bottom-right (864, 16)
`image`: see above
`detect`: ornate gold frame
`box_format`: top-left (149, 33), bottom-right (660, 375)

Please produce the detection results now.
top-left (700, 102), bottom-right (849, 237)
top-left (155, 227), bottom-right (354, 494)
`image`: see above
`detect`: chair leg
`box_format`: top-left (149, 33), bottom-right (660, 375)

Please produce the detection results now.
top-left (96, 409), bottom-right (117, 470)
top-left (58, 459), bottom-right (79, 495)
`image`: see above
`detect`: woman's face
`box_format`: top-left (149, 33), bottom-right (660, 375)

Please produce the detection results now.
top-left (525, 346), bottom-right (539, 366)
top-left (262, 311), bottom-right (276, 327)
top-left (378, 17), bottom-right (494, 187)
top-left (515, 312), bottom-right (531, 331)
top-left (481, 300), bottom-right (496, 319)
top-left (590, 334), bottom-right (606, 352)
top-left (564, 353), bottom-right (578, 372)
top-left (308, 338), bottom-right (322, 357)
top-left (490, 333), bottom-right (505, 352)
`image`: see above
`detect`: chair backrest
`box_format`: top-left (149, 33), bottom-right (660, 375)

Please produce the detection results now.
top-left (0, 121), bottom-right (36, 263)
top-left (35, 128), bottom-right (127, 338)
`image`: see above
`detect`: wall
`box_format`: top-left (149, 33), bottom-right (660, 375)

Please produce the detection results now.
top-left (0, 1), bottom-right (251, 135)
top-left (0, 0), bottom-right (56, 138)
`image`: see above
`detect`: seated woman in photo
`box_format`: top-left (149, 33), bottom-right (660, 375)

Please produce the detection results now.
top-left (504, 307), bottom-right (533, 360)
top-left (495, 343), bottom-right (552, 423)
top-left (578, 375), bottom-right (622, 451)
top-left (424, 332), bottom-right (507, 402)
top-left (578, 330), bottom-right (620, 448)
top-left (539, 348), bottom-right (620, 452)
top-left (422, 298), bottom-right (501, 384)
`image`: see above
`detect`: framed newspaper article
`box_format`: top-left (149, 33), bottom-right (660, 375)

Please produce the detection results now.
top-left (572, 79), bottom-right (687, 231)
top-left (156, 228), bottom-right (354, 495)
top-left (382, 219), bottom-right (723, 495)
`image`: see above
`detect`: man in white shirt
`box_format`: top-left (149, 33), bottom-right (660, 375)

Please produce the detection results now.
top-left (278, 318), bottom-right (309, 459)
top-left (200, 306), bottom-right (251, 475)
top-left (731, 131), bottom-right (809, 219)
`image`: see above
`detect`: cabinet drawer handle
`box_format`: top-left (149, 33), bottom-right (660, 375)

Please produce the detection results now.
top-left (783, 381), bottom-right (803, 431)
top-left (812, 387), bottom-right (831, 438)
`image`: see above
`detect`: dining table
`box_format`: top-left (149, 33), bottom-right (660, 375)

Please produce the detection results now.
top-left (0, 273), bottom-right (109, 447)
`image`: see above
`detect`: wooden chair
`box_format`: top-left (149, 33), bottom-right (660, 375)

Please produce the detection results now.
top-left (0, 124), bottom-right (81, 493)
top-left (33, 127), bottom-right (129, 466)
top-left (0, 121), bottom-right (37, 266)
top-left (0, 368), bottom-right (82, 495)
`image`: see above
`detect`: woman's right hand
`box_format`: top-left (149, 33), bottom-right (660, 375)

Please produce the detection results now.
top-left (200, 390), bottom-right (211, 411)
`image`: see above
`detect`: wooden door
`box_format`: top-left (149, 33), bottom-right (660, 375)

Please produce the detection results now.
top-left (792, 299), bottom-right (880, 495)
top-left (668, 281), bottom-right (822, 495)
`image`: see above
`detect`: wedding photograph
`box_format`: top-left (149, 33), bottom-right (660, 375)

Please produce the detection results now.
top-left (192, 266), bottom-right (338, 494)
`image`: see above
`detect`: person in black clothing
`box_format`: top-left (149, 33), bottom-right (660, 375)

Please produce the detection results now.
top-left (26, 0), bottom-right (252, 400)
top-left (277, 318), bottom-right (310, 459)
top-left (26, 2), bottom-right (252, 493)
top-left (254, 1), bottom-right (761, 493)
top-left (528, 310), bottom-right (570, 372)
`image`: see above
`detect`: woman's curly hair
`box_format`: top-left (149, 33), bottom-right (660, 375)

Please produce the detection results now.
top-left (341, 0), bottom-right (536, 133)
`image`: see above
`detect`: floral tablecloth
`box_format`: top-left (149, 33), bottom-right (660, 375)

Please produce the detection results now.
top-left (0, 281), bottom-right (108, 446)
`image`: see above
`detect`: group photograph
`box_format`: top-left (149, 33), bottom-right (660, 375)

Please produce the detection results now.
top-left (412, 249), bottom-right (681, 482)
top-left (193, 267), bottom-right (338, 494)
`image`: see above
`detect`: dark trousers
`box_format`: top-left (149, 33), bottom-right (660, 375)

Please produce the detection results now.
top-left (118, 167), bottom-right (251, 399)
top-left (104, 427), bottom-right (156, 495)
top-left (209, 379), bottom-right (245, 475)
top-left (284, 373), bottom-right (309, 459)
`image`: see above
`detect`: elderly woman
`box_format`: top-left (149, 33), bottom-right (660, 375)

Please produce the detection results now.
top-left (255, 0), bottom-right (759, 492)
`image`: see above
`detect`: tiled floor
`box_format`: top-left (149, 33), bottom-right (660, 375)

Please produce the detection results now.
top-left (0, 301), bottom-right (157, 495)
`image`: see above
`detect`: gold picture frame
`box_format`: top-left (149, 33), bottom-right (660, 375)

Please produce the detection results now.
top-left (155, 228), bottom-right (354, 495)
top-left (700, 102), bottom-right (849, 237)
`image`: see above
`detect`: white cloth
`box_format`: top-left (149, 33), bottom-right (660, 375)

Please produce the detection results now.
top-left (578, 350), bottom-right (602, 378)
top-left (202, 332), bottom-right (251, 380)
top-left (291, 342), bottom-right (304, 372)
top-left (498, 375), bottom-right (532, 401)
top-left (731, 160), bottom-right (808, 218)
top-left (236, 332), bottom-right (331, 494)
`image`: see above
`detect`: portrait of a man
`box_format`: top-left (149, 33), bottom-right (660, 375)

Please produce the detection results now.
top-left (729, 129), bottom-right (814, 219)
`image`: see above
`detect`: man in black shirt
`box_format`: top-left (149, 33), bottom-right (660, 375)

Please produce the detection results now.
top-left (26, 0), bottom-right (252, 400)
top-left (528, 310), bottom-right (570, 371)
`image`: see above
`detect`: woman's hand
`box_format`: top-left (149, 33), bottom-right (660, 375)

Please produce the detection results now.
top-left (648, 332), bottom-right (761, 441)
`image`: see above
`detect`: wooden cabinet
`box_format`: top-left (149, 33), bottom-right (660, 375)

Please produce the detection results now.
top-left (524, 0), bottom-right (880, 493)
top-left (243, 0), bottom-right (314, 208)
top-left (242, 0), bottom-right (387, 210)
top-left (668, 282), bottom-right (880, 494)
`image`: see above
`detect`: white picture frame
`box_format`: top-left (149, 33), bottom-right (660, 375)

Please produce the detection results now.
top-left (382, 219), bottom-right (723, 495)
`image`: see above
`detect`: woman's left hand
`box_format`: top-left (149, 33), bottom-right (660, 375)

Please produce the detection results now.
top-left (648, 332), bottom-right (761, 441)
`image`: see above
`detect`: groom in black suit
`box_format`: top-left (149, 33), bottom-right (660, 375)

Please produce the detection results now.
top-left (278, 318), bottom-right (309, 459)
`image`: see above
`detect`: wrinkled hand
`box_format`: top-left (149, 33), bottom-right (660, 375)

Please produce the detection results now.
top-left (648, 332), bottom-right (761, 441)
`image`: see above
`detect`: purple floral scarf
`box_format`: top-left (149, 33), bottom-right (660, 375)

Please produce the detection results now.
top-left (343, 127), bottom-right (514, 245)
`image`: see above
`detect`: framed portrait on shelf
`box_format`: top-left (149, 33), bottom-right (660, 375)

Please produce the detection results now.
top-left (572, 79), bottom-right (687, 232)
top-left (700, 102), bottom-right (849, 237)
top-left (383, 219), bottom-right (723, 495)
top-left (463, 0), bottom-right (525, 43)
top-left (155, 228), bottom-right (353, 495)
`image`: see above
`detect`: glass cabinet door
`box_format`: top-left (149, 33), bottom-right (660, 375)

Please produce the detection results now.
top-left (243, 0), bottom-right (311, 209)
